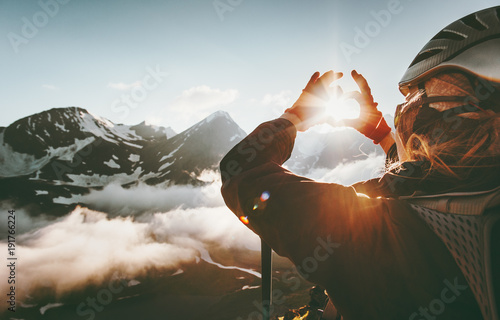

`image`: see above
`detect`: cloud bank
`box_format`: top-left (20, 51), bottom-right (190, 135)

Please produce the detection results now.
top-left (0, 205), bottom-right (259, 300)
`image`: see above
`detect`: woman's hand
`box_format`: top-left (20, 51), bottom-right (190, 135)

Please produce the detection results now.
top-left (281, 70), bottom-right (343, 132)
top-left (333, 70), bottom-right (392, 144)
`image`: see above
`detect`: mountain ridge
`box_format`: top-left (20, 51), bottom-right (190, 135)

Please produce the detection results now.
top-left (0, 107), bottom-right (247, 215)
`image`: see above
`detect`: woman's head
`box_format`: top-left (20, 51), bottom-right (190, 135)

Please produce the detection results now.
top-left (392, 6), bottom-right (500, 186)
top-left (394, 71), bottom-right (500, 182)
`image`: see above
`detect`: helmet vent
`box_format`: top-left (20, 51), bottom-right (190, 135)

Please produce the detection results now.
top-left (460, 13), bottom-right (487, 31)
top-left (431, 30), bottom-right (467, 41)
top-left (408, 49), bottom-right (444, 67)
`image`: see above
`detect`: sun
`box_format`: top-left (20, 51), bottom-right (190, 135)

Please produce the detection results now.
top-left (325, 96), bottom-right (360, 121)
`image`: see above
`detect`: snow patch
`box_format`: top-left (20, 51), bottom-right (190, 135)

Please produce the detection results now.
top-left (123, 141), bottom-right (143, 149)
top-left (64, 167), bottom-right (151, 187)
top-left (172, 269), bottom-right (184, 276)
top-left (104, 159), bottom-right (121, 169)
top-left (0, 132), bottom-right (94, 177)
top-left (35, 190), bottom-right (48, 195)
top-left (158, 161), bottom-right (173, 171)
top-left (205, 110), bottom-right (231, 123)
top-left (40, 303), bottom-right (64, 315)
top-left (127, 279), bottom-right (140, 287)
top-left (229, 134), bottom-right (242, 142)
top-left (242, 285), bottom-right (260, 290)
top-left (54, 122), bottom-right (69, 132)
top-left (128, 154), bottom-right (140, 162)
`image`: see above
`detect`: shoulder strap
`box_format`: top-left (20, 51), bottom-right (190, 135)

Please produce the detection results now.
top-left (401, 186), bottom-right (500, 215)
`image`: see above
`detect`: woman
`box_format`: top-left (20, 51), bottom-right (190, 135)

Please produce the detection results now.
top-left (220, 6), bottom-right (499, 320)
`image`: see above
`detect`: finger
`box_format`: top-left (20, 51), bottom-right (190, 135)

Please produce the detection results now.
top-left (317, 70), bottom-right (334, 87)
top-left (351, 70), bottom-right (372, 95)
top-left (318, 70), bottom-right (343, 87)
top-left (307, 71), bottom-right (321, 86)
top-left (343, 88), bottom-right (374, 108)
top-left (332, 71), bottom-right (344, 81)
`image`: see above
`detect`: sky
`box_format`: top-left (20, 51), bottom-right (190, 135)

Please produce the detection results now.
top-left (1, 0), bottom-right (497, 133)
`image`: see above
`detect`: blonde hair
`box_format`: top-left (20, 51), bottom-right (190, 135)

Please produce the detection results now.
top-left (394, 76), bottom-right (500, 184)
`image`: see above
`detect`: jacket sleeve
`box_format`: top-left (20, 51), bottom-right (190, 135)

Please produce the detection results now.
top-left (220, 118), bottom-right (393, 283)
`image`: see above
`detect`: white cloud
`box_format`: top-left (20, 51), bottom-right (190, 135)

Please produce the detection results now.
top-left (73, 181), bottom-right (225, 216)
top-left (144, 115), bottom-right (163, 126)
top-left (108, 80), bottom-right (142, 90)
top-left (260, 90), bottom-right (294, 117)
top-left (261, 90), bottom-right (293, 107)
top-left (0, 204), bottom-right (259, 299)
top-left (171, 85), bottom-right (238, 112)
top-left (306, 153), bottom-right (386, 186)
top-left (167, 85), bottom-right (239, 131)
top-left (42, 84), bottom-right (59, 90)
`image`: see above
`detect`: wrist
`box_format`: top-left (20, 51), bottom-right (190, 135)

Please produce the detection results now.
top-left (369, 116), bottom-right (391, 144)
top-left (280, 112), bottom-right (302, 129)
top-left (379, 132), bottom-right (395, 153)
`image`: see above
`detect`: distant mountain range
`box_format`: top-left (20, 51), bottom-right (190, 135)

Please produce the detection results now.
top-left (0, 107), bottom-right (245, 215)
top-left (0, 107), bottom-right (391, 215)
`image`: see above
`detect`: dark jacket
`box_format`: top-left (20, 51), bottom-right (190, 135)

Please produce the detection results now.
top-left (220, 118), bottom-right (483, 320)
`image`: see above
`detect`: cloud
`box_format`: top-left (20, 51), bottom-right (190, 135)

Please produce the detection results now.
top-left (167, 85), bottom-right (239, 131)
top-left (0, 178), bottom-right (260, 300)
top-left (260, 90), bottom-right (294, 117)
top-left (171, 85), bottom-right (238, 112)
top-left (261, 90), bottom-right (293, 107)
top-left (0, 203), bottom-right (58, 238)
top-left (72, 181), bottom-right (225, 216)
top-left (305, 153), bottom-right (386, 186)
top-left (0, 205), bottom-right (258, 300)
top-left (107, 80), bottom-right (142, 90)
top-left (42, 84), bottom-right (59, 90)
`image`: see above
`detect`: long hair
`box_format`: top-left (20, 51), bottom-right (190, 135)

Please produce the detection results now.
top-left (394, 72), bottom-right (500, 186)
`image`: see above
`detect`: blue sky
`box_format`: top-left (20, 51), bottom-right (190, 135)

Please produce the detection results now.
top-left (1, 0), bottom-right (497, 133)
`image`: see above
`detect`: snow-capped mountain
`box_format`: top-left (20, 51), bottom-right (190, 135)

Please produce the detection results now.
top-left (0, 107), bottom-right (246, 214)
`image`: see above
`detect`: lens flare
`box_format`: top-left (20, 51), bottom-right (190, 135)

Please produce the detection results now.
top-left (260, 191), bottom-right (270, 202)
top-left (239, 216), bottom-right (250, 225)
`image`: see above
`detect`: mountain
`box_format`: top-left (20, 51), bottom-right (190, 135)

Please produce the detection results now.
top-left (0, 107), bottom-right (246, 215)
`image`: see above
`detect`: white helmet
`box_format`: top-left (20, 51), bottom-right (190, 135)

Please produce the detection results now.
top-left (399, 6), bottom-right (500, 95)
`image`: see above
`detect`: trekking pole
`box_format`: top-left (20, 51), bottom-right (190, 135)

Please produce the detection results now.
top-left (261, 239), bottom-right (272, 320)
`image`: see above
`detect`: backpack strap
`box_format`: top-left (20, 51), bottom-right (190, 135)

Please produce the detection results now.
top-left (403, 187), bottom-right (500, 320)
top-left (400, 186), bottom-right (500, 215)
